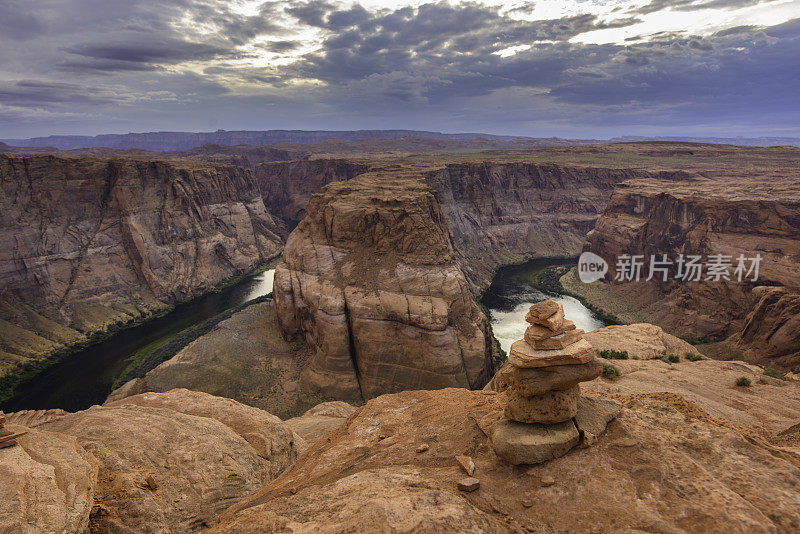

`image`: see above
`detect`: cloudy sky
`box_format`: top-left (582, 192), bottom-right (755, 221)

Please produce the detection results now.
top-left (1, 0), bottom-right (798, 138)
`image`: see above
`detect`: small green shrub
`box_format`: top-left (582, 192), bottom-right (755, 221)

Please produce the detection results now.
top-left (602, 362), bottom-right (620, 380)
top-left (794, 366), bottom-right (800, 374)
top-left (632, 355), bottom-right (640, 360)
top-left (686, 353), bottom-right (704, 362)
top-left (666, 354), bottom-right (680, 363)
top-left (763, 367), bottom-right (783, 379)
top-left (597, 349), bottom-right (629, 360)
top-left (736, 376), bottom-right (752, 387)
top-left (759, 378), bottom-right (770, 384)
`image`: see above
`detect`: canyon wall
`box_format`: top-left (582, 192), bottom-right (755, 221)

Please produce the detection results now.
top-left (581, 177), bottom-right (800, 352)
top-left (273, 172), bottom-right (493, 401)
top-left (425, 163), bottom-right (639, 288)
top-left (0, 154), bottom-right (284, 376)
top-left (258, 159), bottom-right (638, 289)
top-left (254, 159), bottom-right (370, 224)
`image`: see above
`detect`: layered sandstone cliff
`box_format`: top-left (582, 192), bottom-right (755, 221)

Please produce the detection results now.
top-left (0, 154), bottom-right (283, 377)
top-left (273, 171), bottom-right (493, 400)
top-left (257, 158), bottom-right (638, 289)
top-left (255, 159), bottom-right (369, 224)
top-left (425, 162), bottom-right (644, 288)
top-left (580, 175), bottom-right (800, 343)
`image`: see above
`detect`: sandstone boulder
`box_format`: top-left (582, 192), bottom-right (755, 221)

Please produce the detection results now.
top-left (0, 426), bottom-right (97, 534)
top-left (40, 391), bottom-right (298, 532)
top-left (573, 396), bottom-right (622, 447)
top-left (500, 358), bottom-right (603, 396)
top-left (105, 388), bottom-right (306, 477)
top-left (508, 338), bottom-right (595, 368)
top-left (584, 323), bottom-right (699, 359)
top-left (528, 328), bottom-right (585, 349)
top-left (505, 386), bottom-right (580, 424)
top-left (489, 417), bottom-right (580, 465)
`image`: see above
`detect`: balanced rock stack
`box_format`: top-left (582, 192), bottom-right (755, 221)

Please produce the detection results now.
top-left (489, 300), bottom-right (609, 465)
top-left (503, 300), bottom-right (601, 424)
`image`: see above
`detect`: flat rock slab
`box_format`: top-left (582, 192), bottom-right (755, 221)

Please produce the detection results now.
top-left (505, 386), bottom-right (580, 424)
top-left (574, 396), bottom-right (622, 447)
top-left (509, 338), bottom-right (595, 368)
top-left (490, 417), bottom-right (580, 465)
top-left (501, 359), bottom-right (603, 396)
top-left (457, 477), bottom-right (481, 492)
top-left (529, 329), bottom-right (585, 350)
top-left (525, 300), bottom-right (560, 322)
top-left (525, 321), bottom-right (576, 341)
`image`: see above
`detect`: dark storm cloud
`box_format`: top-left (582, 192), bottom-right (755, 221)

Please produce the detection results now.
top-left (0, 0), bottom-right (797, 138)
top-left (0, 80), bottom-right (128, 105)
top-left (64, 40), bottom-right (232, 65)
top-left (263, 40), bottom-right (304, 53)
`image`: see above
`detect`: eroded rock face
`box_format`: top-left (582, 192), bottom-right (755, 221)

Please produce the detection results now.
top-left (213, 387), bottom-right (800, 533)
top-left (39, 389), bottom-right (302, 533)
top-left (274, 172), bottom-right (493, 400)
top-left (584, 323), bottom-right (699, 359)
top-left (0, 154), bottom-right (284, 377)
top-left (425, 163), bottom-right (635, 289)
top-left (0, 426), bottom-right (97, 534)
top-left (581, 177), bottom-right (800, 343)
top-left (730, 286), bottom-right (800, 368)
top-left (255, 159), bottom-right (369, 224)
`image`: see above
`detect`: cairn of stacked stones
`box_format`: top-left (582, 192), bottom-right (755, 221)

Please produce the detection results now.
top-left (489, 299), bottom-right (605, 465)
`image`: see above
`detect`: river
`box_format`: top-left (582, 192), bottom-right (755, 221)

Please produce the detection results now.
top-left (1, 270), bottom-right (275, 413)
top-left (481, 258), bottom-right (606, 355)
top-left (3, 259), bottom-right (601, 413)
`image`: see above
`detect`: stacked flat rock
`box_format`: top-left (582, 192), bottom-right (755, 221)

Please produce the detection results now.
top-left (489, 300), bottom-right (604, 465)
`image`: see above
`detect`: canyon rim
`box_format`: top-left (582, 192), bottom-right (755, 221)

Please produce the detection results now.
top-left (2, 1), bottom-right (800, 533)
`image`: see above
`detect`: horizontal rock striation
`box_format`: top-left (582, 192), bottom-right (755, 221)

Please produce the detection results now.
top-left (274, 172), bottom-right (493, 401)
top-left (0, 154), bottom-right (284, 377)
top-left (582, 177), bottom-right (800, 342)
top-left (424, 163), bottom-right (638, 288)
top-left (257, 159), bottom-right (640, 291)
top-left (255, 159), bottom-right (370, 225)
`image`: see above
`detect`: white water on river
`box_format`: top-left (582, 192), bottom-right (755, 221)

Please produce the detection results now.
top-left (489, 294), bottom-right (605, 356)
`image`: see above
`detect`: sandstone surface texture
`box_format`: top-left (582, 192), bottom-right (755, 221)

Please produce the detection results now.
top-left (284, 401), bottom-right (357, 445)
top-left (0, 425), bottom-right (97, 533)
top-left (584, 322), bottom-right (699, 359)
top-left (0, 154), bottom-right (284, 378)
top-left (106, 301), bottom-right (332, 419)
top-left (213, 387), bottom-right (800, 533)
top-left (37, 389), bottom-right (302, 533)
top-left (274, 171), bottom-right (493, 401)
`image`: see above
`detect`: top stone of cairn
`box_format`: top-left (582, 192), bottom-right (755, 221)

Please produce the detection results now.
top-left (525, 299), bottom-right (565, 332)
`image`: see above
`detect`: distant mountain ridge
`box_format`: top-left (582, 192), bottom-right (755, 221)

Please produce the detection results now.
top-left (3, 130), bottom-right (799, 151)
top-left (0, 129), bottom-right (525, 151)
top-left (610, 136), bottom-right (800, 147)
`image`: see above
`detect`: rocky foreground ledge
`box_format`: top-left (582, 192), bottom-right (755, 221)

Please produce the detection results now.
top-left (4, 348), bottom-right (800, 533)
